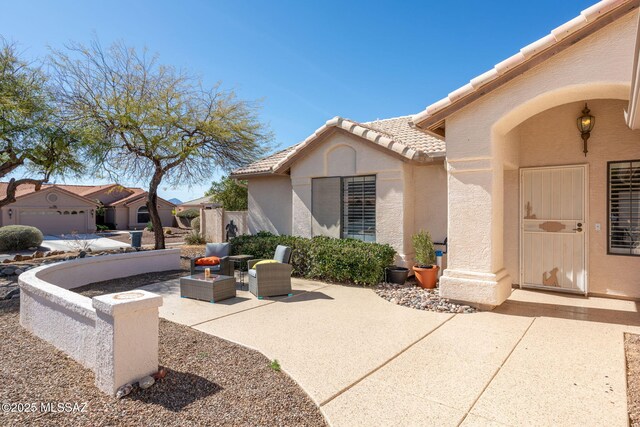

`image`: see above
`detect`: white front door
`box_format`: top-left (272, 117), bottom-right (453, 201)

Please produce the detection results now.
top-left (520, 165), bottom-right (588, 294)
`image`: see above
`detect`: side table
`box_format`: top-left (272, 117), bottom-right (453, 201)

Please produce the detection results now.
top-left (229, 254), bottom-right (253, 290)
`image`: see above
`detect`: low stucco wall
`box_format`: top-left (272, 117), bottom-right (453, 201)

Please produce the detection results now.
top-left (200, 208), bottom-right (248, 242)
top-left (19, 249), bottom-right (179, 394)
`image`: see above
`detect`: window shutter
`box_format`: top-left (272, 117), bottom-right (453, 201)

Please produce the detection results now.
top-left (608, 160), bottom-right (640, 255)
top-left (342, 176), bottom-right (376, 242)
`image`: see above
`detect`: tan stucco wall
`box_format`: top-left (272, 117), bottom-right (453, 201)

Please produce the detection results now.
top-left (125, 198), bottom-right (174, 229)
top-left (503, 99), bottom-right (640, 298)
top-left (291, 132), bottom-right (406, 258)
top-left (114, 207), bottom-right (129, 230)
top-left (404, 162), bottom-right (448, 267)
top-left (440, 10), bottom-right (638, 305)
top-left (247, 175), bottom-right (292, 235)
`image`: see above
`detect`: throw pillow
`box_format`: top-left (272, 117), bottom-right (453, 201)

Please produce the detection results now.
top-left (195, 256), bottom-right (221, 266)
top-left (255, 259), bottom-right (279, 266)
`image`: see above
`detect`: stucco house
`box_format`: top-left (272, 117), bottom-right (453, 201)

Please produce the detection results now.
top-left (0, 183), bottom-right (175, 235)
top-left (231, 115), bottom-right (448, 268)
top-left (234, 0), bottom-right (640, 307)
top-left (410, 0), bottom-right (640, 306)
top-left (176, 196), bottom-right (220, 213)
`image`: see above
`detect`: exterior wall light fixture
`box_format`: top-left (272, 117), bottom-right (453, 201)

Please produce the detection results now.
top-left (577, 103), bottom-right (595, 156)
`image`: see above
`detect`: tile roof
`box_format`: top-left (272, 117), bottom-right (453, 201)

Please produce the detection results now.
top-left (179, 195), bottom-right (221, 207)
top-left (231, 115), bottom-right (444, 177)
top-left (0, 182), bottom-right (175, 207)
top-left (411, 0), bottom-right (636, 129)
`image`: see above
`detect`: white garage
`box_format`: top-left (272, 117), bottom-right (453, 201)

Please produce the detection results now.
top-left (18, 209), bottom-right (90, 235)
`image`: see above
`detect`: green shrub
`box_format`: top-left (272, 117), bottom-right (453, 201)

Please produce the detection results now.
top-left (177, 208), bottom-right (200, 219)
top-left (184, 231), bottom-right (206, 245)
top-left (146, 221), bottom-right (153, 231)
top-left (230, 232), bottom-right (395, 286)
top-left (191, 217), bottom-right (200, 233)
top-left (0, 225), bottom-right (44, 251)
top-left (96, 224), bottom-right (109, 232)
top-left (413, 230), bottom-right (435, 267)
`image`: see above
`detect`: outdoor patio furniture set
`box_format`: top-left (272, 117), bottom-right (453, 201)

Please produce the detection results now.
top-left (181, 243), bottom-right (293, 303)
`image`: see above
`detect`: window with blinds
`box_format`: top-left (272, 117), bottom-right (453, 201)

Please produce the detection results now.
top-left (608, 160), bottom-right (640, 256)
top-left (342, 175), bottom-right (376, 242)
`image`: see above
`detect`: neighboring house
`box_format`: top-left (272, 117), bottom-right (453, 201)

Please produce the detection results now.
top-left (0, 183), bottom-right (175, 235)
top-left (231, 115), bottom-right (448, 268)
top-left (176, 195), bottom-right (220, 212)
top-left (234, 0), bottom-right (640, 306)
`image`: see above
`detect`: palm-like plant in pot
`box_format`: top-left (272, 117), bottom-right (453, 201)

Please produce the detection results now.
top-left (412, 230), bottom-right (439, 289)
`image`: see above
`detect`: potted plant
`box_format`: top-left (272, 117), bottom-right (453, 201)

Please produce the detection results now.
top-left (412, 230), bottom-right (439, 289)
top-left (385, 265), bottom-right (409, 285)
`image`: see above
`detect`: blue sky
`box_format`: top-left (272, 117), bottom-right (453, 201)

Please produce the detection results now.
top-left (1, 0), bottom-right (594, 202)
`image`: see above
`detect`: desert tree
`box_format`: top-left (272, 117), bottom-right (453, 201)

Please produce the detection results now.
top-left (206, 175), bottom-right (247, 211)
top-left (52, 40), bottom-right (270, 249)
top-left (0, 41), bottom-right (85, 208)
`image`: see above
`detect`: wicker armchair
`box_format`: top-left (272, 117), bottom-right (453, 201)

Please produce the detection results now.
top-left (190, 243), bottom-right (233, 276)
top-left (248, 245), bottom-right (293, 298)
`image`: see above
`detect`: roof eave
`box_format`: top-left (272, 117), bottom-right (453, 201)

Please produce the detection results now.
top-left (626, 9), bottom-right (640, 129)
top-left (412, 0), bottom-right (639, 132)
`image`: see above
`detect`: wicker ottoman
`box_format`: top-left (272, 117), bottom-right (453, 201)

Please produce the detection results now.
top-left (180, 274), bottom-right (236, 303)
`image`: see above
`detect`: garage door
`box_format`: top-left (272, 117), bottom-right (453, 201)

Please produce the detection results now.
top-left (19, 209), bottom-right (89, 235)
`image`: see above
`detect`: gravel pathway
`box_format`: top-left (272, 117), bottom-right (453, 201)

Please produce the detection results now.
top-left (1, 272), bottom-right (326, 426)
top-left (375, 281), bottom-right (477, 314)
top-left (626, 333), bottom-right (640, 426)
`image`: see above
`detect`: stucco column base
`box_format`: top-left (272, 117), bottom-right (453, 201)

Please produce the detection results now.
top-left (439, 268), bottom-right (512, 309)
top-left (92, 290), bottom-right (163, 396)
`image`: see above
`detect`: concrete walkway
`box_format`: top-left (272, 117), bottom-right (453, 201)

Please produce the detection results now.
top-left (141, 278), bottom-right (640, 426)
top-left (41, 234), bottom-right (128, 252)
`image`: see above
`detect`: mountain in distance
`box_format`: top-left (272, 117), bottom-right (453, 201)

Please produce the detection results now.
top-left (168, 198), bottom-right (183, 205)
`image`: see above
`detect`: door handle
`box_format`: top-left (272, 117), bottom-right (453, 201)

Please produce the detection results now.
top-left (573, 222), bottom-right (583, 233)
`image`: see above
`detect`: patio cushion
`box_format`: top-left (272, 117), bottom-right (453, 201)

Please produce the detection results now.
top-left (273, 245), bottom-right (292, 264)
top-left (255, 259), bottom-right (279, 266)
top-left (205, 242), bottom-right (230, 258)
top-left (194, 256), bottom-right (220, 266)
top-left (193, 264), bottom-right (221, 272)
top-left (248, 269), bottom-right (257, 278)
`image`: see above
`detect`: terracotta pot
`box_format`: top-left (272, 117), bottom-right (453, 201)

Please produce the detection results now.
top-left (413, 265), bottom-right (439, 289)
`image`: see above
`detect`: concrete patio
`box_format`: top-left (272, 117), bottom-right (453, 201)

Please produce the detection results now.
top-left (140, 278), bottom-right (640, 426)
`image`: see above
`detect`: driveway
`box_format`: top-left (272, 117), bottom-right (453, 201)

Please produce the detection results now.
top-left (141, 278), bottom-right (640, 426)
top-left (41, 234), bottom-right (129, 252)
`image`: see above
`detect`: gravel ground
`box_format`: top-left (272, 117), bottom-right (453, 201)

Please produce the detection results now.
top-left (375, 281), bottom-right (477, 313)
top-left (626, 333), bottom-right (640, 426)
top-left (1, 273), bottom-right (326, 426)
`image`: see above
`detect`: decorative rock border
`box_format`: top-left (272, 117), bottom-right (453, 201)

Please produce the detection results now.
top-left (375, 282), bottom-right (477, 314)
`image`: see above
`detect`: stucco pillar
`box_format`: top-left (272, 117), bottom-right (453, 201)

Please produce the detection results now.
top-left (439, 155), bottom-right (512, 308)
top-left (92, 290), bottom-right (163, 396)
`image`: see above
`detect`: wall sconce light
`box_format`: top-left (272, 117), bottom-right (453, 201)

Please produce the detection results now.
top-left (8, 209), bottom-right (12, 219)
top-left (91, 209), bottom-right (94, 218)
top-left (577, 103), bottom-right (595, 156)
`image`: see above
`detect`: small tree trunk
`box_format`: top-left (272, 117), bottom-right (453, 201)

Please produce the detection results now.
top-left (0, 178), bottom-right (44, 209)
top-left (148, 170), bottom-right (166, 250)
